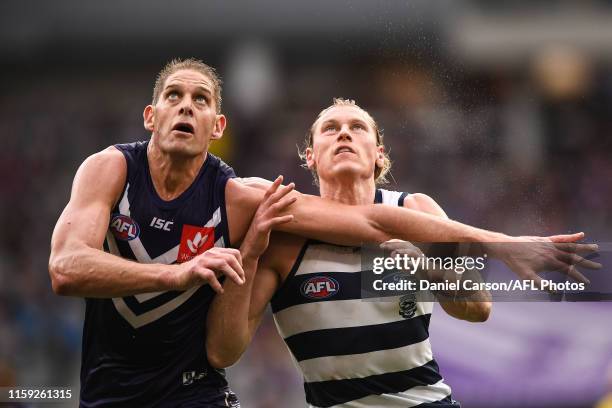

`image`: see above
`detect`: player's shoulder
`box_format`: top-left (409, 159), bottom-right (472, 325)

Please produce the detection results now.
top-left (262, 231), bottom-right (307, 277)
top-left (402, 192), bottom-right (447, 218)
top-left (73, 146), bottom-right (127, 202)
top-left (207, 153), bottom-right (236, 178)
top-left (81, 146), bottom-right (126, 173)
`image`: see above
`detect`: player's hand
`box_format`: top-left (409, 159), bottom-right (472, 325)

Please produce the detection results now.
top-left (240, 175), bottom-right (296, 260)
top-left (174, 247), bottom-right (245, 294)
top-left (490, 232), bottom-right (600, 288)
top-left (379, 239), bottom-right (446, 282)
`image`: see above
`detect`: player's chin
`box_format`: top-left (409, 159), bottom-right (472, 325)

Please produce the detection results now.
top-left (328, 162), bottom-right (368, 178)
top-left (163, 138), bottom-right (205, 157)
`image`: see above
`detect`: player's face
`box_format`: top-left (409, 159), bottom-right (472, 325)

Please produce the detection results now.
top-left (307, 105), bottom-right (384, 183)
top-left (143, 69), bottom-right (226, 157)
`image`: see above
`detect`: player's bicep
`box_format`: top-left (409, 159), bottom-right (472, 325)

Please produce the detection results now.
top-left (225, 178), bottom-right (268, 246)
top-left (51, 148), bottom-right (126, 254)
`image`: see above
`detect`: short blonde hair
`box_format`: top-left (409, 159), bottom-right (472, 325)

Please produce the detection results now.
top-left (300, 98), bottom-right (391, 186)
top-left (152, 58), bottom-right (223, 113)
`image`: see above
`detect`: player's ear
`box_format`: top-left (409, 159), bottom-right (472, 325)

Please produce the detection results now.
top-left (305, 147), bottom-right (316, 170)
top-left (143, 105), bottom-right (155, 132)
top-left (211, 114), bottom-right (226, 140)
top-left (375, 145), bottom-right (385, 169)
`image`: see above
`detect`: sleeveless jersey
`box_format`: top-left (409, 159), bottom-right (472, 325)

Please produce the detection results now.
top-left (271, 189), bottom-right (459, 408)
top-left (80, 141), bottom-right (236, 407)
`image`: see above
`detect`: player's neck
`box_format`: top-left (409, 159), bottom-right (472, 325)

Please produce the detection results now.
top-left (319, 177), bottom-right (376, 206)
top-left (146, 142), bottom-right (207, 201)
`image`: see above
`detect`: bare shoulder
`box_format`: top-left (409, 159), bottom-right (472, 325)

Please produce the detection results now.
top-left (403, 192), bottom-right (447, 218)
top-left (225, 177), bottom-right (268, 204)
top-left (72, 146), bottom-right (126, 204)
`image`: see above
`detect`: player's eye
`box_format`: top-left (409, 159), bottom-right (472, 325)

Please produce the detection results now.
top-left (352, 123), bottom-right (366, 131)
top-left (167, 91), bottom-right (179, 100)
top-left (323, 125), bottom-right (336, 132)
top-left (195, 95), bottom-right (207, 104)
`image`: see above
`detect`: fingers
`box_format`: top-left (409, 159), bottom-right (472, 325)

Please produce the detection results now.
top-left (565, 265), bottom-right (590, 285)
top-left (555, 251), bottom-right (602, 270)
top-left (205, 272), bottom-right (224, 294)
top-left (269, 183), bottom-right (296, 207)
top-left (547, 256), bottom-right (593, 284)
top-left (554, 242), bottom-right (599, 255)
top-left (269, 192), bottom-right (297, 214)
top-left (548, 232), bottom-right (585, 243)
top-left (263, 175), bottom-right (284, 199)
top-left (193, 248), bottom-right (245, 287)
top-left (221, 252), bottom-right (246, 285)
top-left (264, 214), bottom-right (294, 229)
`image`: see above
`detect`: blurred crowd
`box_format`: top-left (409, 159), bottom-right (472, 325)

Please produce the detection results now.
top-left (1, 2), bottom-right (612, 407)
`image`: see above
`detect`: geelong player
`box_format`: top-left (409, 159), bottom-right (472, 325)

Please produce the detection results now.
top-left (206, 98), bottom-right (599, 407)
top-left (49, 59), bottom-right (596, 407)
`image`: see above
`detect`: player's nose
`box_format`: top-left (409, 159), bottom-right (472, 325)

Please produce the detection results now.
top-left (179, 100), bottom-right (194, 117)
top-left (337, 125), bottom-right (352, 141)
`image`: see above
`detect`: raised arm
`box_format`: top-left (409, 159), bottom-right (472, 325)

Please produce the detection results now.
top-left (49, 147), bottom-right (244, 298)
top-left (226, 178), bottom-right (599, 287)
top-left (207, 177), bottom-right (295, 368)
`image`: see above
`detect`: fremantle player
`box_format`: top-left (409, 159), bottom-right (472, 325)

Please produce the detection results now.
top-left (206, 99), bottom-right (599, 407)
top-left (49, 59), bottom-right (597, 407)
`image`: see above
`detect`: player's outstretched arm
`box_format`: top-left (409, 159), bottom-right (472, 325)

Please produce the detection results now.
top-left (49, 147), bottom-right (244, 298)
top-left (207, 177), bottom-right (294, 368)
top-left (226, 178), bottom-right (599, 287)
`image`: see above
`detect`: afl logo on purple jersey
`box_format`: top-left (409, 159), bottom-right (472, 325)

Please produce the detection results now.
top-left (301, 276), bottom-right (339, 299)
top-left (110, 214), bottom-right (140, 241)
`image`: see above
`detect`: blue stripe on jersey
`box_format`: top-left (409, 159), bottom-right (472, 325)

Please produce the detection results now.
top-left (285, 314), bottom-right (431, 361)
top-left (413, 397), bottom-right (461, 408)
top-left (305, 359), bottom-right (444, 408)
top-left (271, 270), bottom-right (365, 313)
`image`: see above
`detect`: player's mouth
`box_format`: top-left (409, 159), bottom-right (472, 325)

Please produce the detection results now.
top-left (334, 145), bottom-right (356, 156)
top-left (172, 122), bottom-right (195, 135)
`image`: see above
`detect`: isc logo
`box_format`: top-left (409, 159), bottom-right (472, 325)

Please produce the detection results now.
top-left (150, 216), bottom-right (173, 231)
top-left (300, 276), bottom-right (339, 299)
top-left (110, 214), bottom-right (140, 241)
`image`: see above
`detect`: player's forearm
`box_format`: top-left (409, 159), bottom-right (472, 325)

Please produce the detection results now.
top-left (431, 268), bottom-right (492, 322)
top-left (440, 295), bottom-right (492, 322)
top-left (206, 256), bottom-right (258, 368)
top-left (366, 205), bottom-right (508, 244)
top-left (49, 245), bottom-right (176, 298)
top-left (283, 194), bottom-right (508, 246)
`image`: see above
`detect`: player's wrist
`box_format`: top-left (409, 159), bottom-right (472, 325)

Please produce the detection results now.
top-left (158, 264), bottom-right (182, 291)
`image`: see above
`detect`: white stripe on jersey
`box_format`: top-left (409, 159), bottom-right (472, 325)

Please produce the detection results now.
top-left (312, 380), bottom-right (452, 408)
top-left (274, 297), bottom-right (431, 339)
top-left (295, 244), bottom-right (362, 276)
top-left (380, 189), bottom-right (404, 206)
top-left (111, 286), bottom-right (201, 329)
top-left (298, 339), bottom-right (434, 383)
top-left (273, 189), bottom-right (454, 408)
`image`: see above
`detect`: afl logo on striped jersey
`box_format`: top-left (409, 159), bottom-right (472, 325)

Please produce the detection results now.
top-left (301, 276), bottom-right (339, 299)
top-left (110, 214), bottom-right (140, 241)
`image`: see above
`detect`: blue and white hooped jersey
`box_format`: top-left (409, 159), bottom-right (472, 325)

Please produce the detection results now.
top-left (80, 141), bottom-right (235, 407)
top-left (271, 189), bottom-right (459, 408)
